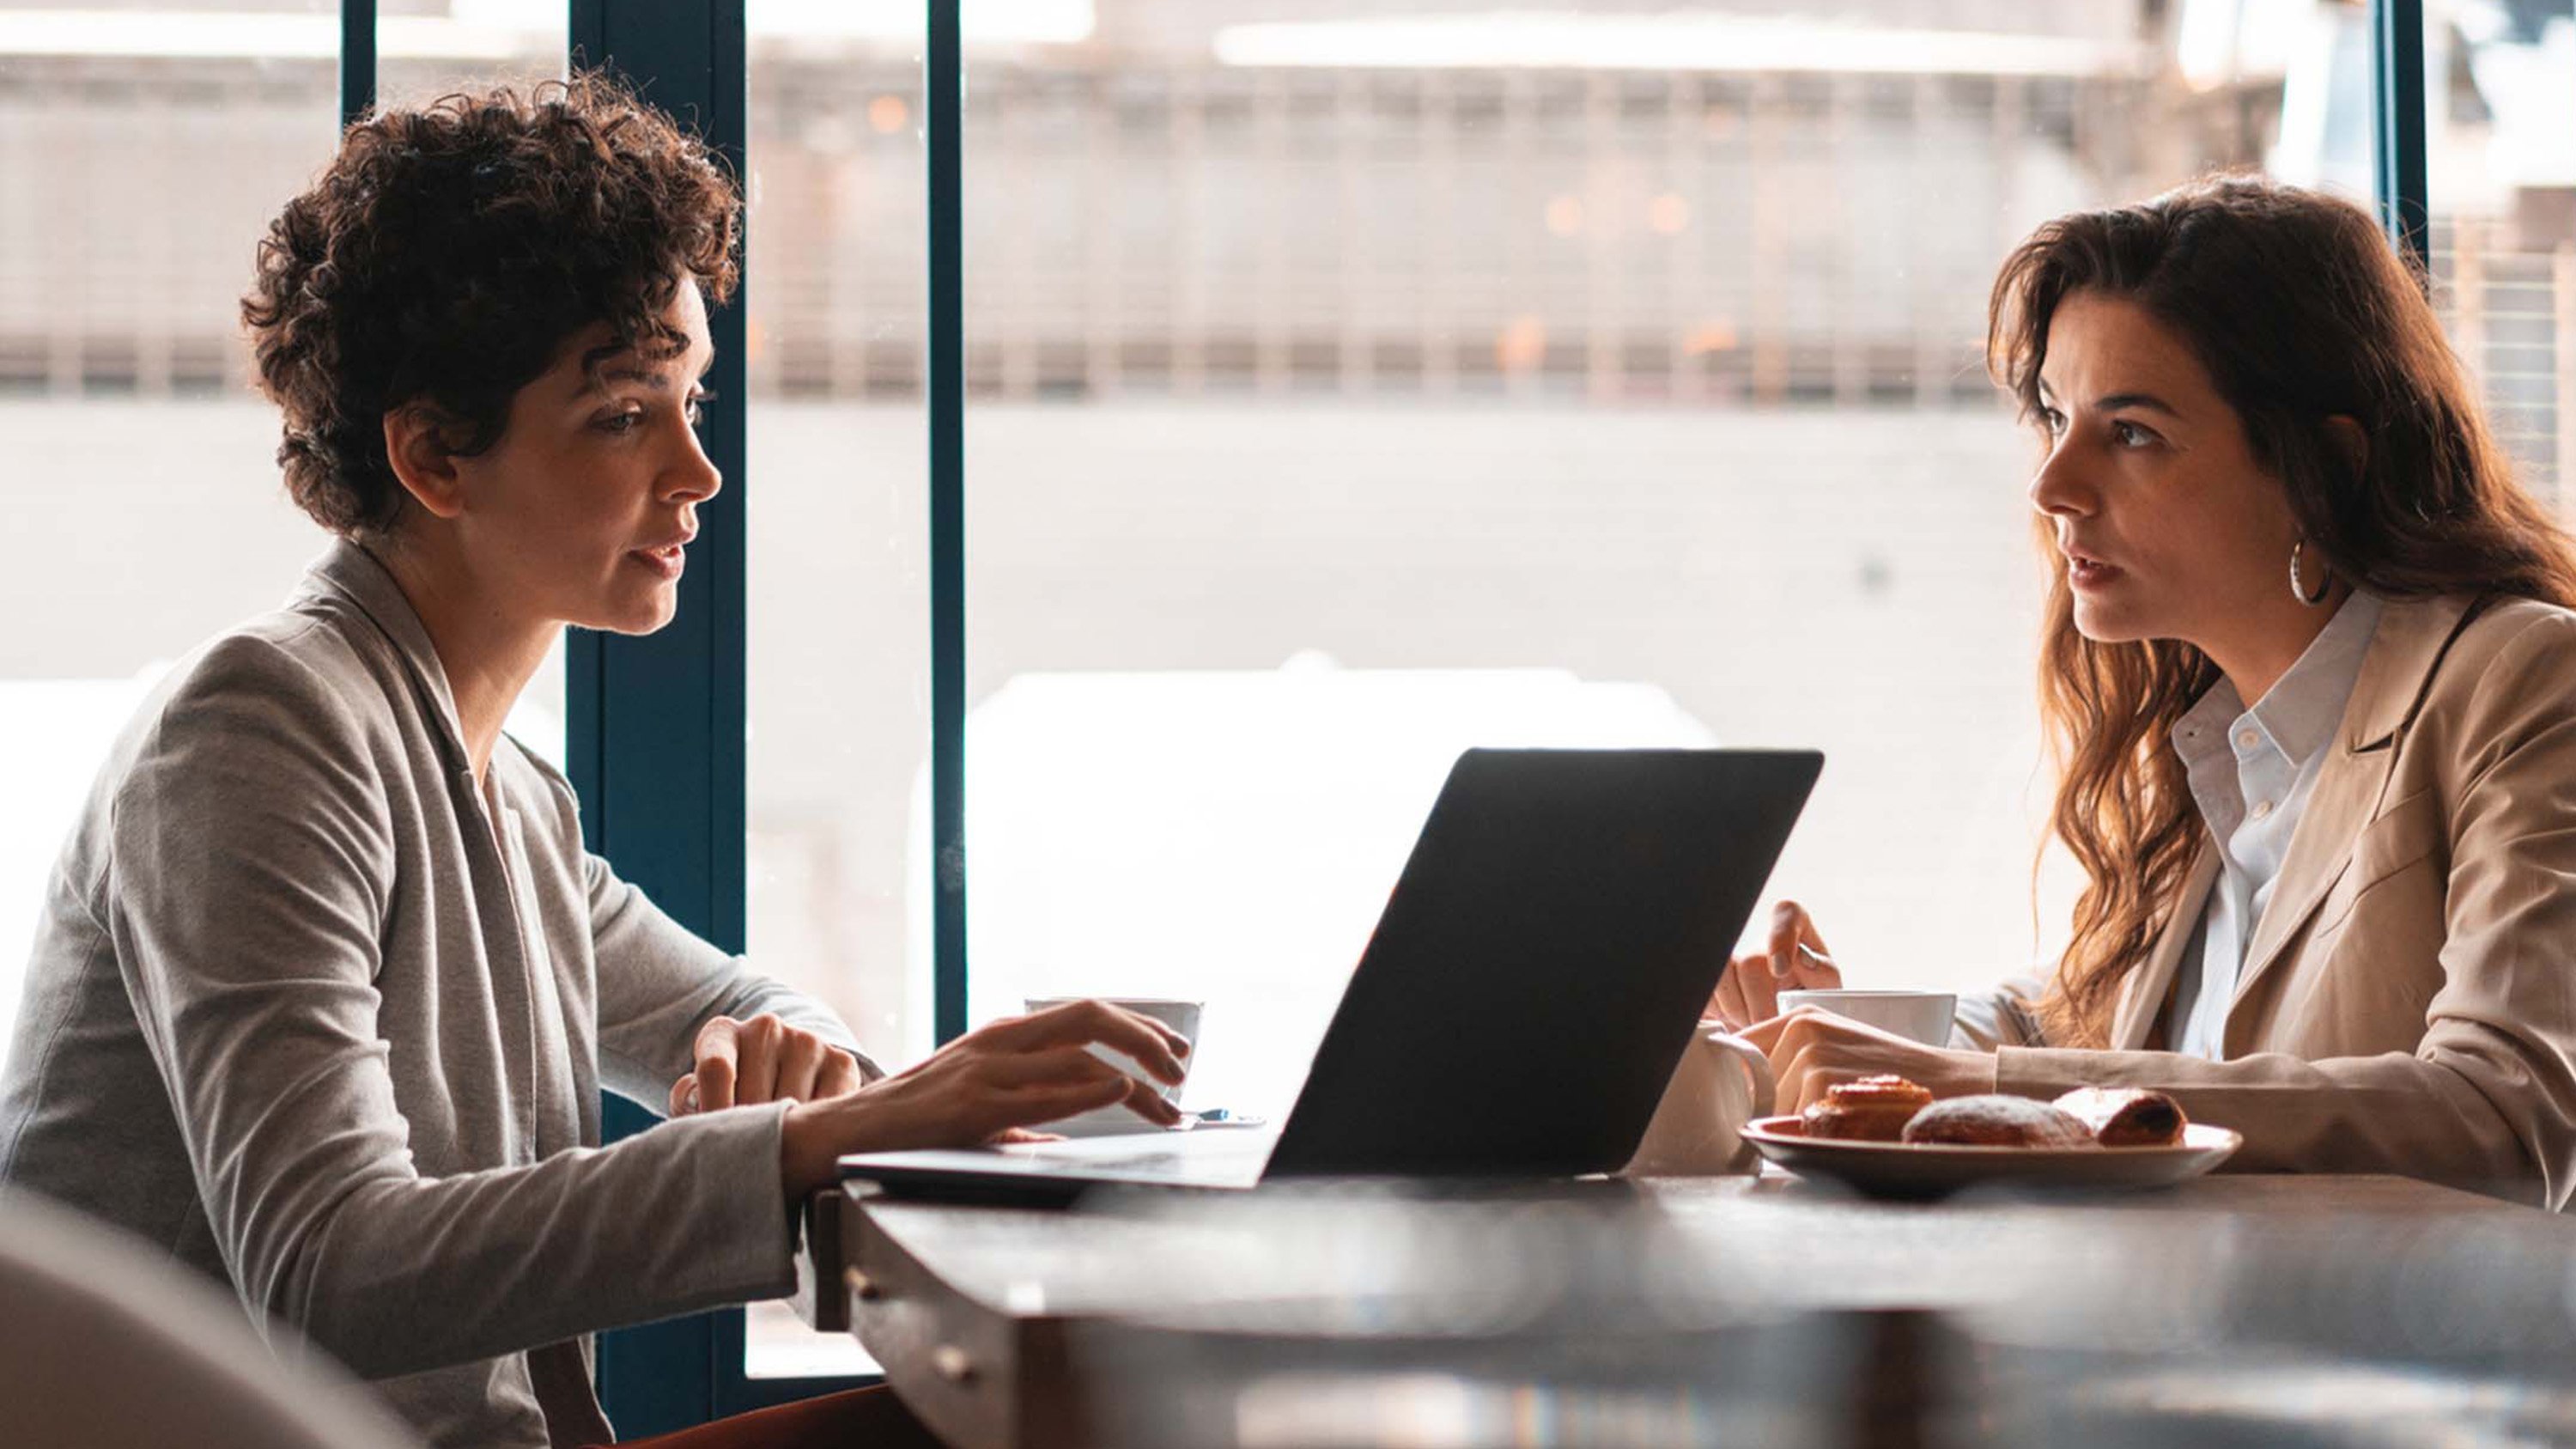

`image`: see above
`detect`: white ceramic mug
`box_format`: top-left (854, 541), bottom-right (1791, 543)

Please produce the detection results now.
top-left (1023, 995), bottom-right (1203, 1135)
top-left (1777, 989), bottom-right (1958, 1047)
top-left (1624, 1026), bottom-right (1777, 1176)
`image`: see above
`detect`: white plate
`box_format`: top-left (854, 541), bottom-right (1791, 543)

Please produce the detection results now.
top-left (1739, 1115), bottom-right (2243, 1198)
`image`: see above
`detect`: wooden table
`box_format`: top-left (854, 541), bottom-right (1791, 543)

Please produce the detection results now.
top-left (797, 1171), bottom-right (2566, 1449)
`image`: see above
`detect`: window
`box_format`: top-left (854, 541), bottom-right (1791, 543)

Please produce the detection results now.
top-left (739, 0), bottom-right (929, 1380)
top-left (0, 1), bottom-right (342, 1042)
top-left (2421, 5), bottom-right (2574, 509)
top-left (953, 4), bottom-right (2379, 1117)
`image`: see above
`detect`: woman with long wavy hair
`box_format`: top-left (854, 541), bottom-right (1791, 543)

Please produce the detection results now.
top-left (1708, 174), bottom-right (2576, 1208)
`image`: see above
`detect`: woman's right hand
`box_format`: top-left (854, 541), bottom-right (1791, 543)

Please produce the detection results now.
top-left (777, 1000), bottom-right (1190, 1196)
top-left (1707, 899), bottom-right (1844, 1030)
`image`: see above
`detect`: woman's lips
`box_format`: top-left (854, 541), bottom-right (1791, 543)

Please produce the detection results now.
top-left (630, 543), bottom-right (685, 580)
top-left (2068, 554), bottom-right (2122, 590)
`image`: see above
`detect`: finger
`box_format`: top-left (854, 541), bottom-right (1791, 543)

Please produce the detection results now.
top-left (1738, 953), bottom-right (1783, 1021)
top-left (1781, 1049), bottom-right (1817, 1111)
top-left (1719, 958), bottom-right (1777, 1027)
top-left (816, 1050), bottom-right (866, 1099)
top-left (732, 1015), bottom-right (784, 1105)
top-left (1767, 901), bottom-right (1808, 981)
top-left (1778, 1039), bottom-right (1833, 1111)
top-left (668, 1072), bottom-right (699, 1117)
top-left (1788, 941), bottom-right (1843, 990)
top-left (694, 1016), bottom-right (741, 1111)
top-left (972, 1044), bottom-right (1123, 1089)
top-left (1005, 1002), bottom-right (1189, 1086)
top-left (1106, 1075), bottom-right (1185, 1128)
top-left (1710, 963), bottom-right (1752, 1027)
top-left (998, 1071), bottom-right (1135, 1129)
top-left (1786, 1046), bottom-right (1865, 1113)
top-left (1739, 1012), bottom-right (1794, 1054)
top-left (1795, 905), bottom-right (1834, 964)
top-left (773, 1031), bottom-right (827, 1104)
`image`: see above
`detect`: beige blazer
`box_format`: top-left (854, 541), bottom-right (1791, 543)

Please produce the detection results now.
top-left (1991, 592), bottom-right (2576, 1209)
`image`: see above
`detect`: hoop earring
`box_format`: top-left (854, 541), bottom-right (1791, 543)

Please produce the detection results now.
top-left (2289, 536), bottom-right (2332, 606)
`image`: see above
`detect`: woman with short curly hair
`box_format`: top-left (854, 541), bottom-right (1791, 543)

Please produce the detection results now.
top-left (0, 77), bottom-right (1183, 1448)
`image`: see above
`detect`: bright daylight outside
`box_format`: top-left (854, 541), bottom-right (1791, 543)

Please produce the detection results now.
top-left (4, 0), bottom-right (2573, 1380)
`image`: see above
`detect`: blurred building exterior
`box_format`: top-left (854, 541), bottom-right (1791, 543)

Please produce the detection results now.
top-left (3, 2), bottom-right (2569, 480)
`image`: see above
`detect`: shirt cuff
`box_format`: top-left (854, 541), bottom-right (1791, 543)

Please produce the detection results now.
top-left (673, 1099), bottom-right (801, 1304)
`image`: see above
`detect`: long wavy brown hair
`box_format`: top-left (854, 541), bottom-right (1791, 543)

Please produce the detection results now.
top-left (1987, 175), bottom-right (2576, 1047)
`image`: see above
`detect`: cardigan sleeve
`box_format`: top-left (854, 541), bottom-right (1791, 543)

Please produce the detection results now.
top-left (108, 636), bottom-right (822, 1377)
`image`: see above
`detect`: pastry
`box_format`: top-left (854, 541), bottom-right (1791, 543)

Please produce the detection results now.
top-left (1900, 1094), bottom-right (2094, 1148)
top-left (2053, 1087), bottom-right (2187, 1148)
top-left (1800, 1075), bottom-right (1935, 1142)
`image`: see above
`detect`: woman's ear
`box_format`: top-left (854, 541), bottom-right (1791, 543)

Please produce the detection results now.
top-left (2324, 414), bottom-right (2370, 484)
top-left (381, 404), bottom-right (468, 521)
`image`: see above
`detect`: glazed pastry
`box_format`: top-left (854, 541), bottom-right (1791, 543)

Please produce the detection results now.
top-left (1899, 1094), bottom-right (2094, 1148)
top-left (1801, 1075), bottom-right (1935, 1142)
top-left (2053, 1087), bottom-right (2187, 1148)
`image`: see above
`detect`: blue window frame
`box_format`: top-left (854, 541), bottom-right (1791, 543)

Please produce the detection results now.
top-left (318, 0), bottom-right (2451, 1432)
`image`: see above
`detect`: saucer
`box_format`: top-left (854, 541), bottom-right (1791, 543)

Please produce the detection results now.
top-left (1739, 1116), bottom-right (2242, 1199)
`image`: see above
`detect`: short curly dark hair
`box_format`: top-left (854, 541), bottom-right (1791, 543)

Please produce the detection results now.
top-left (241, 76), bottom-right (741, 536)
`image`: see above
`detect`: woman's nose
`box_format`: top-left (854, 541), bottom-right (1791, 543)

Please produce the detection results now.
top-left (2027, 442), bottom-right (2092, 519)
top-left (666, 427), bottom-right (723, 503)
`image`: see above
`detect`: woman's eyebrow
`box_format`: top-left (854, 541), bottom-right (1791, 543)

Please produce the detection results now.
top-left (574, 356), bottom-right (711, 398)
top-left (2094, 391), bottom-right (2181, 417)
top-left (573, 338), bottom-right (713, 396)
top-left (2036, 379), bottom-right (2180, 417)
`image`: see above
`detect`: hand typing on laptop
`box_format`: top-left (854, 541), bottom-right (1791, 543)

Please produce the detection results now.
top-left (772, 1000), bottom-right (1191, 1197)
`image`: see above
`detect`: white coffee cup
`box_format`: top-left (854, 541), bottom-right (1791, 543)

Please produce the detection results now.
top-left (1777, 989), bottom-right (1958, 1047)
top-left (1023, 996), bottom-right (1203, 1136)
top-left (1624, 1027), bottom-right (1777, 1176)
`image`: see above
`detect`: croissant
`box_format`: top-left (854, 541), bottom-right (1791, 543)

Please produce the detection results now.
top-left (2053, 1087), bottom-right (2187, 1148)
top-left (1800, 1075), bottom-right (1935, 1142)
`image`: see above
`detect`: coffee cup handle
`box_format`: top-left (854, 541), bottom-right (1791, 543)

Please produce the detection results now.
top-left (1706, 1032), bottom-right (1777, 1119)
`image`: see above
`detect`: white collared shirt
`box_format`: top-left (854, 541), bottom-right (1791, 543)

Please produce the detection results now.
top-left (2166, 591), bottom-right (2385, 1059)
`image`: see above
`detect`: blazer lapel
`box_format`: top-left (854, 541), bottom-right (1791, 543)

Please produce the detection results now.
top-left (2224, 594), bottom-right (2478, 1019)
top-left (2113, 848), bottom-right (2219, 1050)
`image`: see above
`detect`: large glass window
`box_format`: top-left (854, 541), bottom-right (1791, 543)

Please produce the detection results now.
top-left (0, 0), bottom-right (343, 1042)
top-left (740, 0), bottom-right (927, 1381)
top-left (954, 3), bottom-right (2373, 1118)
top-left (379, 0), bottom-right (567, 102)
top-left (2418, 3), bottom-right (2573, 511)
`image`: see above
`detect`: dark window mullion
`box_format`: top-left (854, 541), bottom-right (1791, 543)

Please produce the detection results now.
top-left (569, 0), bottom-right (763, 1434)
top-left (928, 0), bottom-right (969, 1046)
top-left (338, 0), bottom-right (374, 126)
top-left (2371, 0), bottom-right (2430, 273)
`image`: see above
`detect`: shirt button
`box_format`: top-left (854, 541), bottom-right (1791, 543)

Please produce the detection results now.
top-left (2251, 801), bottom-right (2274, 820)
top-left (2237, 728), bottom-right (2260, 749)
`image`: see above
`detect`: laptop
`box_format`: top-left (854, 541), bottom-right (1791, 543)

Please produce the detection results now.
top-left (840, 746), bottom-right (1822, 1204)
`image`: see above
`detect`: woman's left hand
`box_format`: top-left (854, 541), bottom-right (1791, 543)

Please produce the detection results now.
top-left (1740, 1008), bottom-right (1996, 1111)
top-left (669, 1013), bottom-right (868, 1116)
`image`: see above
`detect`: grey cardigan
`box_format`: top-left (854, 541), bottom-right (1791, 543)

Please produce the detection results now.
top-left (0, 541), bottom-right (877, 1449)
